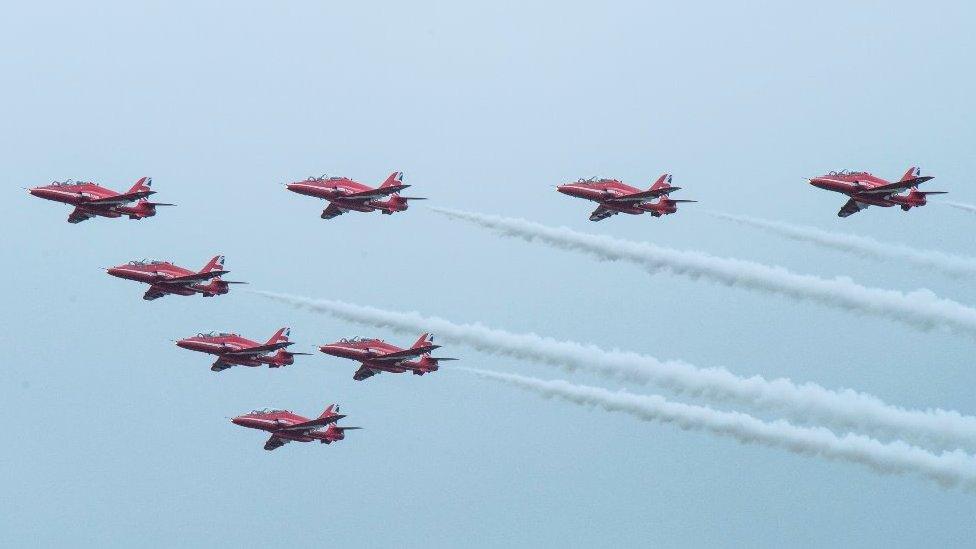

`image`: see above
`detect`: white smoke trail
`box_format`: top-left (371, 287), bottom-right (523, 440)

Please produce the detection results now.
top-left (709, 212), bottom-right (976, 279)
top-left (431, 207), bottom-right (976, 339)
top-left (255, 290), bottom-right (976, 452)
top-left (944, 202), bottom-right (976, 215)
top-left (466, 368), bottom-right (976, 492)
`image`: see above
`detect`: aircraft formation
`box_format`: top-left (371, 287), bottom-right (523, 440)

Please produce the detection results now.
top-left (27, 165), bottom-right (945, 450)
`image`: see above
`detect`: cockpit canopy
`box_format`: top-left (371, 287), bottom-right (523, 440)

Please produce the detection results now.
top-left (828, 170), bottom-right (870, 176)
top-left (50, 179), bottom-right (90, 186)
top-left (575, 176), bottom-right (615, 184)
top-left (339, 336), bottom-right (381, 343)
top-left (127, 259), bottom-right (168, 266)
top-left (249, 408), bottom-right (286, 416)
top-left (307, 174), bottom-right (346, 182)
top-left (197, 331), bottom-right (236, 338)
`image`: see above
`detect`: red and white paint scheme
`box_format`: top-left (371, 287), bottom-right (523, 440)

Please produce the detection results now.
top-left (106, 254), bottom-right (245, 301)
top-left (232, 404), bottom-right (360, 451)
top-left (176, 327), bottom-right (311, 372)
top-left (285, 171), bottom-right (425, 220)
top-left (556, 173), bottom-right (696, 222)
top-left (319, 332), bottom-right (458, 381)
top-left (28, 177), bottom-right (174, 224)
top-left (809, 166), bottom-right (946, 217)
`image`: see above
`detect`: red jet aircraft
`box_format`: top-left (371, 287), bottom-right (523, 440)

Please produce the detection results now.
top-left (285, 171), bottom-right (425, 219)
top-left (28, 177), bottom-right (174, 224)
top-left (319, 332), bottom-right (457, 381)
top-left (176, 327), bottom-right (311, 372)
top-left (106, 255), bottom-right (245, 301)
top-left (232, 404), bottom-right (360, 451)
top-left (556, 173), bottom-right (696, 222)
top-left (809, 166), bottom-right (946, 217)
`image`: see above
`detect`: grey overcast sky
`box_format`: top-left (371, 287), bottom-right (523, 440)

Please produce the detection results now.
top-left (2, 1), bottom-right (976, 547)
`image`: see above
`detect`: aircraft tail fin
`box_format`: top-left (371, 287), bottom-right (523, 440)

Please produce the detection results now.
top-left (900, 166), bottom-right (922, 182)
top-left (126, 176), bottom-right (152, 195)
top-left (650, 173), bottom-right (673, 192)
top-left (318, 404), bottom-right (340, 420)
top-left (380, 171), bottom-right (404, 188)
top-left (410, 332), bottom-right (433, 349)
top-left (265, 327), bottom-right (290, 346)
top-left (199, 255), bottom-right (225, 274)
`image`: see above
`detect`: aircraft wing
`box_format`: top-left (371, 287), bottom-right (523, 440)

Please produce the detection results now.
top-left (264, 435), bottom-right (288, 451)
top-left (605, 186), bottom-right (681, 203)
top-left (321, 203), bottom-right (345, 220)
top-left (855, 177), bottom-right (932, 196)
top-left (366, 346), bottom-right (438, 362)
top-left (80, 190), bottom-right (155, 206)
top-left (67, 207), bottom-right (96, 224)
top-left (222, 341), bottom-right (293, 358)
top-left (341, 184), bottom-right (410, 200)
top-left (589, 205), bottom-right (617, 222)
top-left (276, 415), bottom-right (345, 433)
top-left (143, 285), bottom-right (170, 301)
top-left (353, 365), bottom-right (380, 381)
top-left (155, 270), bottom-right (230, 285)
top-left (838, 198), bottom-right (869, 218)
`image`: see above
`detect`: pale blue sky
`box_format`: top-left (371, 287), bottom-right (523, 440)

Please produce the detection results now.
top-left (2, 1), bottom-right (976, 547)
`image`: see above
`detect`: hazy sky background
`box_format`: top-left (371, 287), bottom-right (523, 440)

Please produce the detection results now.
top-left (2, 1), bottom-right (975, 547)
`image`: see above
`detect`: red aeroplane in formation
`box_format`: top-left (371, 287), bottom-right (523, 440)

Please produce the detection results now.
top-left (285, 171), bottom-right (425, 220)
top-left (556, 173), bottom-right (695, 222)
top-left (319, 332), bottom-right (457, 381)
top-left (232, 404), bottom-right (360, 451)
top-left (176, 327), bottom-right (311, 372)
top-left (28, 177), bottom-right (174, 224)
top-left (106, 254), bottom-right (244, 301)
top-left (809, 166), bottom-right (945, 218)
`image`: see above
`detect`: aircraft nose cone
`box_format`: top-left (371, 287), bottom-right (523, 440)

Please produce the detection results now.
top-left (175, 340), bottom-right (190, 349)
top-left (556, 185), bottom-right (571, 195)
top-left (106, 267), bottom-right (122, 277)
top-left (28, 187), bottom-right (54, 199)
top-left (231, 417), bottom-right (245, 426)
